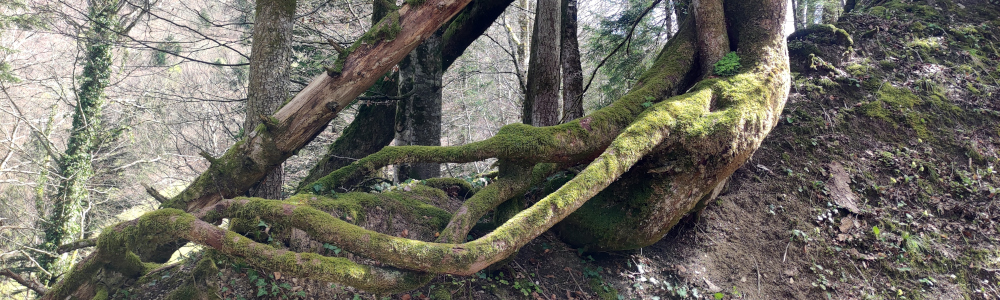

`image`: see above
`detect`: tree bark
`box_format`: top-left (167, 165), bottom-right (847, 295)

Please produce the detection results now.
top-left (560, 0), bottom-right (584, 123)
top-left (693, 0), bottom-right (729, 76)
top-left (441, 0), bottom-right (517, 70)
top-left (523, 0), bottom-right (561, 126)
top-left (395, 31), bottom-right (444, 181)
top-left (243, 0), bottom-right (296, 199)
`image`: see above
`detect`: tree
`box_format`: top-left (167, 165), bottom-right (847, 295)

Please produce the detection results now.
top-left (560, 0), bottom-right (584, 122)
top-left (34, 0), bottom-right (147, 285)
top-left (522, 0), bottom-right (561, 126)
top-left (39, 0), bottom-right (790, 298)
top-left (242, 0), bottom-right (297, 199)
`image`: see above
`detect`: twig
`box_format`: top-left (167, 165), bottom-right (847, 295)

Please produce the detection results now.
top-left (0, 269), bottom-right (48, 295)
top-left (580, 0), bottom-right (663, 97)
top-left (143, 183), bottom-right (169, 203)
top-left (783, 241), bottom-right (791, 263)
top-left (56, 238), bottom-right (97, 254)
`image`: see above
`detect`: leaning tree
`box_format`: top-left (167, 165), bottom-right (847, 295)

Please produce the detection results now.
top-left (39, 0), bottom-right (790, 297)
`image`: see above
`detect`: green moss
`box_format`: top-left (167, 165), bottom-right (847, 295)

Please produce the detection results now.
top-left (91, 286), bottom-right (109, 300)
top-left (845, 62), bottom-right (869, 77)
top-left (966, 82), bottom-right (981, 95)
top-left (430, 285), bottom-right (452, 299)
top-left (787, 24), bottom-right (854, 48)
top-left (878, 84), bottom-right (922, 110)
top-left (879, 60), bottom-right (897, 70)
top-left (589, 278), bottom-right (619, 300)
top-left (421, 178), bottom-right (476, 198)
top-left (328, 11), bottom-right (401, 76)
top-left (868, 6), bottom-right (887, 17)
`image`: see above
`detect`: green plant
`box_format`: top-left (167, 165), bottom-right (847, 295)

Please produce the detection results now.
top-left (713, 52), bottom-right (742, 76)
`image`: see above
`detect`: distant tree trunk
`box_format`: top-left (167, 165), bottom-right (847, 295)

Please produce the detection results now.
top-left (560, 0), bottom-right (583, 122)
top-left (37, 0), bottom-right (119, 284)
top-left (791, 0), bottom-right (802, 30)
top-left (243, 0), bottom-right (296, 199)
top-left (523, 0), bottom-right (561, 126)
top-left (665, 0), bottom-right (675, 39)
top-left (395, 31), bottom-right (444, 181)
top-left (843, 0), bottom-right (856, 14)
top-left (297, 0), bottom-right (399, 190)
top-left (517, 0), bottom-right (530, 93)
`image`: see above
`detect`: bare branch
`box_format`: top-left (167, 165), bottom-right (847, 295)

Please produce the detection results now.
top-left (0, 269), bottom-right (48, 295)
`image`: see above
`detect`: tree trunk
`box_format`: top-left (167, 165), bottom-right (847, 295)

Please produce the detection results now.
top-left (693, 0), bottom-right (729, 76)
top-left (37, 0), bottom-right (119, 284)
top-left (395, 31), bottom-right (443, 181)
top-left (844, 0), bottom-right (856, 14)
top-left (560, 0), bottom-right (584, 123)
top-left (791, 0), bottom-right (802, 30)
top-left (243, 0), bottom-right (296, 199)
top-left (665, 0), bottom-right (675, 39)
top-left (523, 0), bottom-right (561, 126)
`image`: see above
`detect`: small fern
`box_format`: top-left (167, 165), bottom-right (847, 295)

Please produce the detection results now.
top-left (713, 52), bottom-right (742, 76)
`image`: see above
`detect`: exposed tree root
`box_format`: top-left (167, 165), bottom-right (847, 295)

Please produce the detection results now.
top-left (42, 1), bottom-right (793, 296)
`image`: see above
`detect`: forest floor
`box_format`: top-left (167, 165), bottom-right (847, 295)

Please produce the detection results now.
top-left (121, 1), bottom-right (1000, 300)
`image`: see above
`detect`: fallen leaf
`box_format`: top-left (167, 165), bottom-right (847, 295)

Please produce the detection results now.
top-left (840, 217), bottom-right (855, 233)
top-left (274, 272), bottom-right (281, 280)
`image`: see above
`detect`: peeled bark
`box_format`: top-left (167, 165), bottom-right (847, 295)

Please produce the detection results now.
top-left (523, 0), bottom-right (561, 126)
top-left (560, 0), bottom-right (584, 122)
top-left (244, 0), bottom-right (296, 199)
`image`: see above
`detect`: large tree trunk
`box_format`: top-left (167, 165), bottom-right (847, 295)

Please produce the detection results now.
top-left (37, 0), bottom-right (119, 284)
top-left (523, 0), bottom-right (561, 126)
top-left (395, 31), bottom-right (444, 181)
top-left (560, 0), bottom-right (584, 123)
top-left (243, 0), bottom-right (296, 199)
top-left (556, 0), bottom-right (789, 250)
